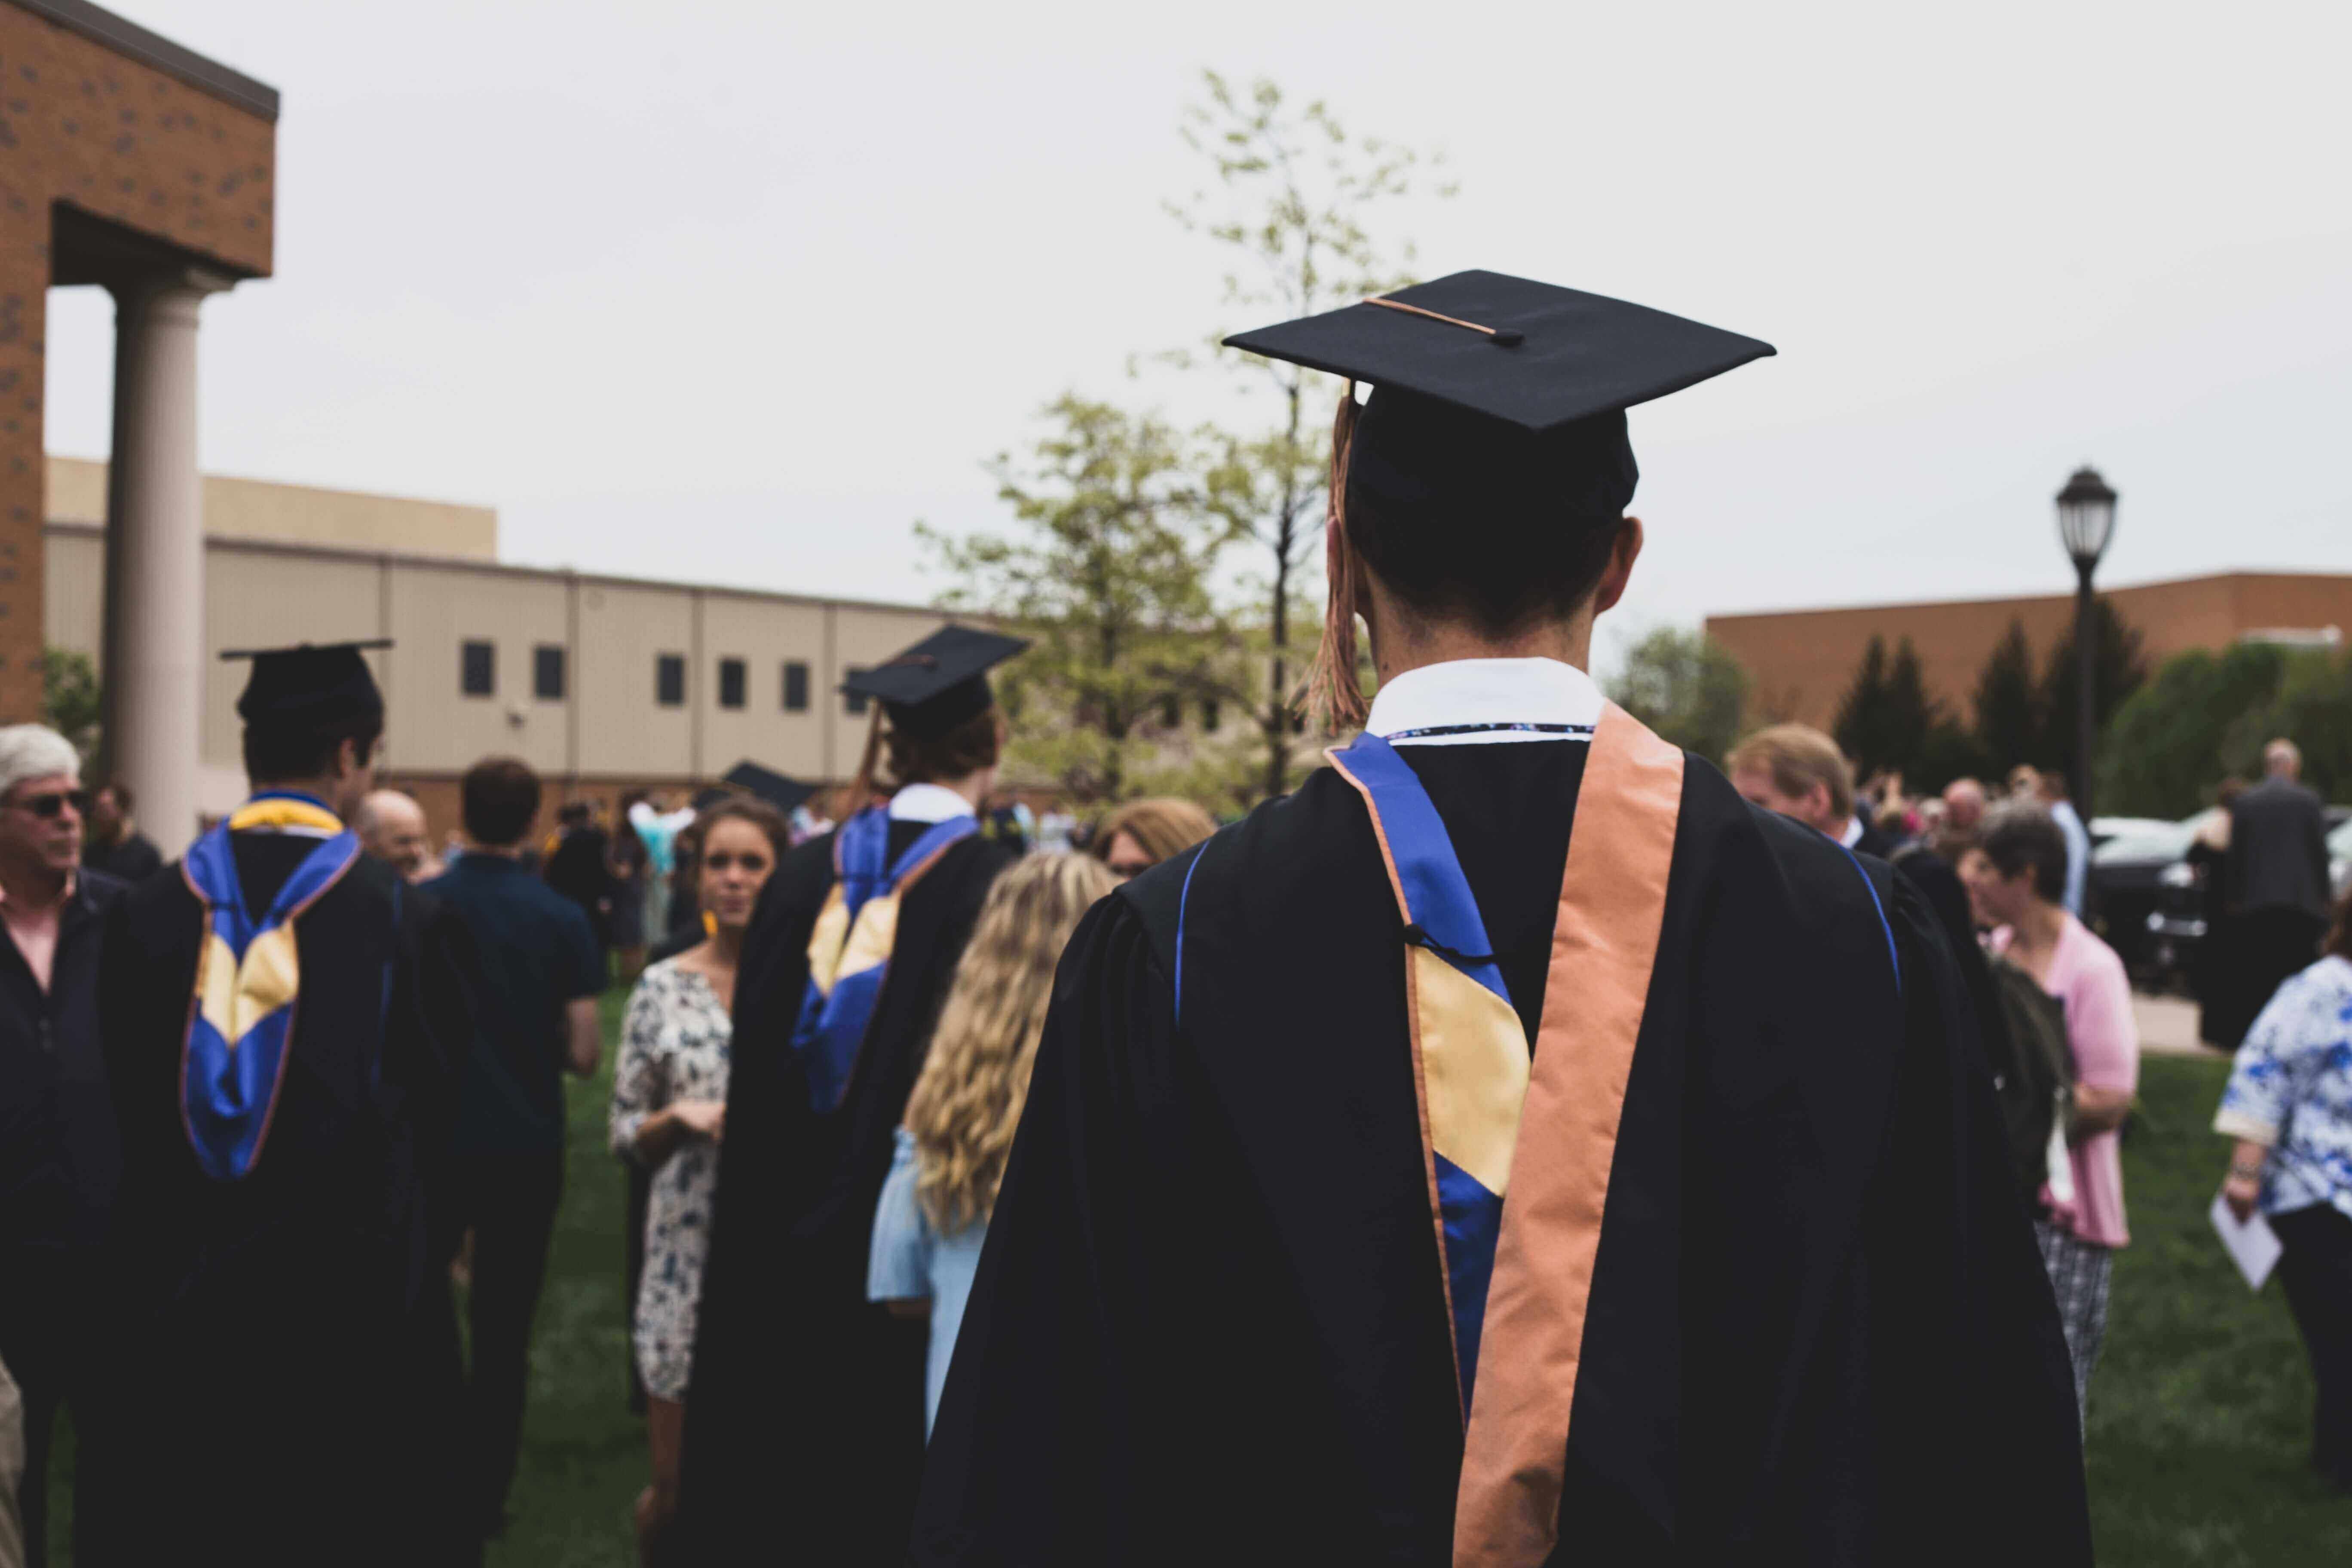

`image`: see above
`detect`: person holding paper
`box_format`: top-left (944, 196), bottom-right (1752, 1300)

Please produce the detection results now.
top-left (2214, 891), bottom-right (2352, 1494)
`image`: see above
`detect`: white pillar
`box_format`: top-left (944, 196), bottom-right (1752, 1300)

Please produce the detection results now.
top-left (100, 270), bottom-right (232, 858)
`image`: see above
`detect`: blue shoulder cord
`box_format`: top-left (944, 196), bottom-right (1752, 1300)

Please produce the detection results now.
top-left (1833, 842), bottom-right (1902, 998)
top-left (1173, 839), bottom-right (1207, 1028)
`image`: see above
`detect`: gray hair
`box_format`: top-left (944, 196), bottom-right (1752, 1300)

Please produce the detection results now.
top-left (0, 725), bottom-right (83, 802)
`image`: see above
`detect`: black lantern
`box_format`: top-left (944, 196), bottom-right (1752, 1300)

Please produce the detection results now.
top-left (2055, 465), bottom-right (2119, 830)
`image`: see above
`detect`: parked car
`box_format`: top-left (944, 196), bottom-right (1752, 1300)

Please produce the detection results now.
top-left (2090, 814), bottom-right (2206, 984)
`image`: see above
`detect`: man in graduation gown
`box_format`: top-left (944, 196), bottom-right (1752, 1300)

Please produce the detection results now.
top-left (914, 273), bottom-right (2090, 1566)
top-left (86, 642), bottom-right (475, 1567)
top-left (676, 628), bottom-right (1023, 1564)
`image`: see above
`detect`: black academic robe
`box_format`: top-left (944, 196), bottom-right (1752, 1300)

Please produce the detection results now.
top-left (915, 747), bottom-right (2089, 1566)
top-left (86, 838), bottom-right (474, 1568)
top-left (680, 821), bottom-right (1014, 1564)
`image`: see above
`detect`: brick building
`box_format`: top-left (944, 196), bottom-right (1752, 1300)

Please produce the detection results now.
top-left (1706, 573), bottom-right (2352, 732)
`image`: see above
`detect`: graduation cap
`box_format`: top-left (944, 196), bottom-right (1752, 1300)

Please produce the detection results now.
top-left (842, 626), bottom-right (1028, 741)
top-left (220, 640), bottom-right (391, 731)
top-left (698, 760), bottom-right (818, 816)
top-left (1224, 269), bottom-right (1775, 522)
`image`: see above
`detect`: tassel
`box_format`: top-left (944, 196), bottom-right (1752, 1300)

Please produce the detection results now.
top-left (1303, 382), bottom-right (1372, 732)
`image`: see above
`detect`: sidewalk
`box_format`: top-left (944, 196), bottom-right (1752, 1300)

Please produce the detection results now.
top-left (2135, 992), bottom-right (2222, 1059)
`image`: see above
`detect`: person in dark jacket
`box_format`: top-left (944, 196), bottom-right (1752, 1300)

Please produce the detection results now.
top-left (77, 783), bottom-right (160, 887)
top-left (90, 644), bottom-right (474, 1568)
top-left (543, 800), bottom-right (617, 964)
top-left (0, 726), bottom-right (122, 1568)
top-left (2207, 740), bottom-right (2336, 1048)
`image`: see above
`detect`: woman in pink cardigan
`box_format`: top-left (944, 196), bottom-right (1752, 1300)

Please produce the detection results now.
top-left (1963, 803), bottom-right (2141, 1427)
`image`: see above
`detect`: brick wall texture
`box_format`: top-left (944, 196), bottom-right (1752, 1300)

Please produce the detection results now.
top-left (1708, 572), bottom-right (2352, 732)
top-left (0, 2), bottom-right (275, 719)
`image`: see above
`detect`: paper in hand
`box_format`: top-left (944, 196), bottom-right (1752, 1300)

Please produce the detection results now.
top-left (2208, 1194), bottom-right (2283, 1292)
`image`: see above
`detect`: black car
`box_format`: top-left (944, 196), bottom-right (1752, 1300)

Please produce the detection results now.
top-left (2103, 807), bottom-right (2352, 992)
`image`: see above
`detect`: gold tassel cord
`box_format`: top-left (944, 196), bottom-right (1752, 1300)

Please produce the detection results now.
top-left (1303, 381), bottom-right (1372, 733)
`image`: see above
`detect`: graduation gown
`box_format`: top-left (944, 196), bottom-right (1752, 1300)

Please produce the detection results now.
top-left (680, 817), bottom-right (1014, 1563)
top-left (87, 836), bottom-right (473, 1566)
top-left (914, 714), bottom-right (2089, 1566)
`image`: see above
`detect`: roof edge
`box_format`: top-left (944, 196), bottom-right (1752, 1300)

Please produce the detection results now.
top-left (1705, 569), bottom-right (2352, 627)
top-left (10, 0), bottom-right (279, 122)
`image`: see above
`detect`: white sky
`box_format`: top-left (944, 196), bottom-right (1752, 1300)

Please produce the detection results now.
top-left (42, 0), bottom-right (2352, 668)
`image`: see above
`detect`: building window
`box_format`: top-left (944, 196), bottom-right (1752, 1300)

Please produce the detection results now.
top-left (1201, 695), bottom-right (1221, 733)
top-left (533, 644), bottom-right (566, 701)
top-left (843, 667), bottom-right (871, 716)
top-left (1160, 692), bottom-right (1182, 729)
top-left (460, 639), bottom-right (494, 697)
top-left (655, 653), bottom-right (686, 707)
top-left (718, 657), bottom-right (747, 710)
top-left (783, 660), bottom-right (811, 712)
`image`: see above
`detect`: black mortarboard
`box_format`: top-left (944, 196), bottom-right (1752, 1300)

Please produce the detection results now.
top-left (221, 640), bottom-right (390, 731)
top-left (1225, 269), bottom-right (1774, 521)
top-left (711, 761), bottom-right (818, 815)
top-left (841, 626), bottom-right (1027, 741)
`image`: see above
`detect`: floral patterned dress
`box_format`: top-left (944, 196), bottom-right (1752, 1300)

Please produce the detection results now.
top-left (609, 958), bottom-right (733, 1401)
top-left (2215, 954), bottom-right (2352, 1220)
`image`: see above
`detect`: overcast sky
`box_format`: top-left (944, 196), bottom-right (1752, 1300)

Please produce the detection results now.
top-left (42, 0), bottom-right (2352, 665)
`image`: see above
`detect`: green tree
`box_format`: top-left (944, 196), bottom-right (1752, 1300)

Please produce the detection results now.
top-left (1881, 638), bottom-right (1938, 779)
top-left (1833, 636), bottom-right (1893, 773)
top-left (2039, 597), bottom-right (2149, 781)
top-left (922, 396), bottom-right (1239, 804)
top-left (2098, 642), bottom-right (2287, 818)
top-left (1170, 71), bottom-right (1444, 798)
top-left (42, 647), bottom-right (101, 757)
top-left (1608, 626), bottom-right (1749, 764)
top-left (2229, 649), bottom-right (2352, 805)
top-left (1971, 619), bottom-right (2043, 774)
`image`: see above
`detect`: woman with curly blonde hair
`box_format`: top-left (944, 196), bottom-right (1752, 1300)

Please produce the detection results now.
top-left (867, 851), bottom-right (1121, 1432)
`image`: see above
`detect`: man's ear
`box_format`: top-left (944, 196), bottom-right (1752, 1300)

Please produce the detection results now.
top-left (1592, 517), bottom-right (1645, 615)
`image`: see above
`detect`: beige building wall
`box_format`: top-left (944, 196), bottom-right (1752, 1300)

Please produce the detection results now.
top-left (576, 581), bottom-right (703, 778)
top-left (386, 560), bottom-right (572, 776)
top-left (43, 521), bottom-right (966, 834)
top-left (698, 593), bottom-right (833, 779)
top-left (45, 455), bottom-right (498, 561)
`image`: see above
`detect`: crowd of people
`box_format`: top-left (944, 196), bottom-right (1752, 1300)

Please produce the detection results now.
top-left (3, 269), bottom-right (2349, 1565)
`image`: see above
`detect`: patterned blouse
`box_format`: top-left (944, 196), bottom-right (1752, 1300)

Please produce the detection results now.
top-left (609, 958), bottom-right (734, 1401)
top-left (2215, 954), bottom-right (2352, 1222)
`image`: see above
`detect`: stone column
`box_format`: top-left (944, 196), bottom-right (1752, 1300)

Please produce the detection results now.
top-left (99, 270), bottom-right (232, 857)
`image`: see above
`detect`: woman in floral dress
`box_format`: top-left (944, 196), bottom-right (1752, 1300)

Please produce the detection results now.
top-left (610, 797), bottom-right (786, 1558)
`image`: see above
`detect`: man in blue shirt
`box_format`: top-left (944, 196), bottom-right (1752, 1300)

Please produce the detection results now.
top-left (424, 757), bottom-right (605, 1557)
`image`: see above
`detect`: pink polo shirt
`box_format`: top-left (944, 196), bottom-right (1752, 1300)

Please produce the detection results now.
top-left (2021, 916), bottom-right (2140, 1248)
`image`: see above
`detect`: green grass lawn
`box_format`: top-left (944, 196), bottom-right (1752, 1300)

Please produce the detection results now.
top-left (44, 1011), bottom-right (2351, 1562)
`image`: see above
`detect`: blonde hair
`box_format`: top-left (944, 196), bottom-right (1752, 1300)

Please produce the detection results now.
top-left (1724, 723), bottom-right (1855, 821)
top-left (1092, 796), bottom-right (1217, 869)
top-left (903, 851), bottom-right (1120, 1234)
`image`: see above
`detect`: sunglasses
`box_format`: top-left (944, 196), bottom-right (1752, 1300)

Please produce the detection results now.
top-left (9, 789), bottom-right (89, 820)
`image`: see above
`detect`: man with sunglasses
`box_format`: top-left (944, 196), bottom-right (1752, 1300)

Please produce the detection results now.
top-left (87, 643), bottom-right (476, 1567)
top-left (0, 726), bottom-right (124, 1568)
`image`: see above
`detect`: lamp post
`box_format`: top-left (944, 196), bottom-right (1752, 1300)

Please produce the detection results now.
top-left (2055, 466), bottom-right (2119, 823)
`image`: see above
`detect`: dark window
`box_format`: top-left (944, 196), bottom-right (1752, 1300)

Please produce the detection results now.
top-left (656, 653), bottom-right (686, 707)
top-left (783, 660), bottom-right (811, 712)
top-left (718, 657), bottom-right (747, 710)
top-left (844, 667), bottom-right (871, 716)
top-left (1201, 696), bottom-right (1221, 732)
top-left (1160, 693), bottom-right (1182, 729)
top-left (460, 639), bottom-right (495, 697)
top-left (533, 644), bottom-right (566, 701)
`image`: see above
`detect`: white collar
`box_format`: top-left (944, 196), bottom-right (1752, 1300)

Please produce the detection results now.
top-left (1840, 815), bottom-right (1865, 849)
top-left (1362, 658), bottom-right (1605, 747)
top-left (888, 783), bottom-right (976, 824)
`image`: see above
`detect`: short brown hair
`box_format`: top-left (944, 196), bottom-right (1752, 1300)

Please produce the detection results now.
top-left (1093, 797), bottom-right (1217, 869)
top-left (1724, 724), bottom-right (1855, 821)
top-left (884, 707), bottom-right (1003, 788)
top-left (462, 757), bottom-right (541, 847)
top-left (689, 796), bottom-right (790, 862)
